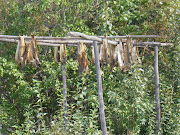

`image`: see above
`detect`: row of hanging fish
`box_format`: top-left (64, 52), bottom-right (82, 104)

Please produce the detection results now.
top-left (54, 37), bottom-right (141, 73)
top-left (92, 36), bottom-right (141, 72)
top-left (15, 35), bottom-right (41, 67)
top-left (54, 41), bottom-right (89, 74)
top-left (15, 35), bottom-right (141, 72)
top-left (54, 38), bottom-right (141, 73)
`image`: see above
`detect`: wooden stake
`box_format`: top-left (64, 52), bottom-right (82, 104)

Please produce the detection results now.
top-left (154, 46), bottom-right (161, 133)
top-left (93, 41), bottom-right (107, 135)
top-left (0, 123), bottom-right (2, 135)
top-left (62, 63), bottom-right (68, 133)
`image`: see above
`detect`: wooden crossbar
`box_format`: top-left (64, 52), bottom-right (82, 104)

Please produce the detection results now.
top-left (99, 35), bottom-right (162, 39)
top-left (133, 42), bottom-right (174, 47)
top-left (0, 33), bottom-right (173, 47)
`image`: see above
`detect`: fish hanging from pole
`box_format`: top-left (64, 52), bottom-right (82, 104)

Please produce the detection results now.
top-left (27, 35), bottom-right (41, 66)
top-left (131, 45), bottom-right (142, 64)
top-left (100, 35), bottom-right (111, 65)
top-left (117, 40), bottom-right (125, 70)
top-left (129, 36), bottom-right (133, 59)
top-left (15, 36), bottom-right (28, 67)
top-left (59, 44), bottom-right (67, 64)
top-left (54, 46), bottom-right (60, 63)
top-left (110, 45), bottom-right (117, 72)
top-left (22, 44), bottom-right (28, 67)
top-left (78, 41), bottom-right (88, 73)
top-left (33, 37), bottom-right (41, 64)
top-left (92, 45), bottom-right (95, 63)
top-left (54, 44), bottom-right (66, 64)
top-left (123, 35), bottom-right (132, 70)
top-left (136, 47), bottom-right (142, 64)
top-left (99, 44), bottom-right (103, 62)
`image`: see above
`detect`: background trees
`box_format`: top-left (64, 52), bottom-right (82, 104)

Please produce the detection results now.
top-left (0, 0), bottom-right (179, 134)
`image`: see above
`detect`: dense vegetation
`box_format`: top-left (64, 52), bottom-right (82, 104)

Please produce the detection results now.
top-left (0, 0), bottom-right (179, 134)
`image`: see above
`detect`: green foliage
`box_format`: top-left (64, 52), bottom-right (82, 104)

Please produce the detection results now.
top-left (0, 0), bottom-right (179, 134)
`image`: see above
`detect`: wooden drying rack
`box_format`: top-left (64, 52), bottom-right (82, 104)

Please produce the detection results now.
top-left (0, 32), bottom-right (173, 47)
top-left (0, 32), bottom-right (173, 135)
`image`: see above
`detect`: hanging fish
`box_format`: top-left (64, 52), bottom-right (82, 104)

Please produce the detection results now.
top-left (78, 42), bottom-right (88, 73)
top-left (132, 46), bottom-right (142, 64)
top-left (117, 40), bottom-right (125, 70)
top-left (22, 43), bottom-right (28, 67)
top-left (92, 46), bottom-right (95, 63)
top-left (27, 40), bottom-right (36, 66)
top-left (27, 35), bottom-right (41, 66)
top-left (15, 36), bottom-right (27, 67)
top-left (136, 47), bottom-right (142, 64)
top-left (129, 37), bottom-right (133, 58)
top-left (99, 44), bottom-right (103, 62)
top-left (54, 44), bottom-right (66, 64)
top-left (100, 35), bottom-right (111, 65)
top-left (33, 39), bottom-right (41, 64)
top-left (124, 36), bottom-right (132, 70)
top-left (59, 44), bottom-right (66, 64)
top-left (54, 46), bottom-right (60, 63)
top-left (110, 45), bottom-right (117, 72)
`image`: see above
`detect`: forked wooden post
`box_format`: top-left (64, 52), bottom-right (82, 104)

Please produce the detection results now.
top-left (93, 41), bottom-right (107, 135)
top-left (154, 46), bottom-right (161, 133)
top-left (62, 63), bottom-right (68, 133)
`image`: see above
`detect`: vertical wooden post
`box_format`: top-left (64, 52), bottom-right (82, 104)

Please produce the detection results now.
top-left (93, 41), bottom-right (107, 135)
top-left (62, 63), bottom-right (68, 133)
top-left (0, 123), bottom-right (2, 135)
top-left (154, 46), bottom-right (161, 133)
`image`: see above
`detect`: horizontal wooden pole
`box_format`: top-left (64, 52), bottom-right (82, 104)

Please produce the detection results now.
top-left (130, 35), bottom-right (162, 38)
top-left (35, 37), bottom-right (82, 40)
top-left (99, 35), bottom-right (162, 39)
top-left (0, 38), bottom-right (18, 43)
top-left (160, 43), bottom-right (174, 46)
top-left (0, 38), bottom-right (173, 47)
top-left (0, 34), bottom-right (166, 40)
top-left (68, 32), bottom-right (118, 45)
top-left (0, 35), bottom-right (19, 39)
top-left (98, 36), bottom-right (127, 39)
top-left (37, 42), bottom-right (79, 47)
top-left (0, 38), bottom-right (78, 46)
top-left (36, 40), bottom-right (95, 44)
top-left (0, 35), bottom-right (82, 40)
top-left (68, 32), bottom-right (102, 42)
top-left (133, 42), bottom-right (173, 47)
top-left (37, 41), bottom-right (173, 47)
